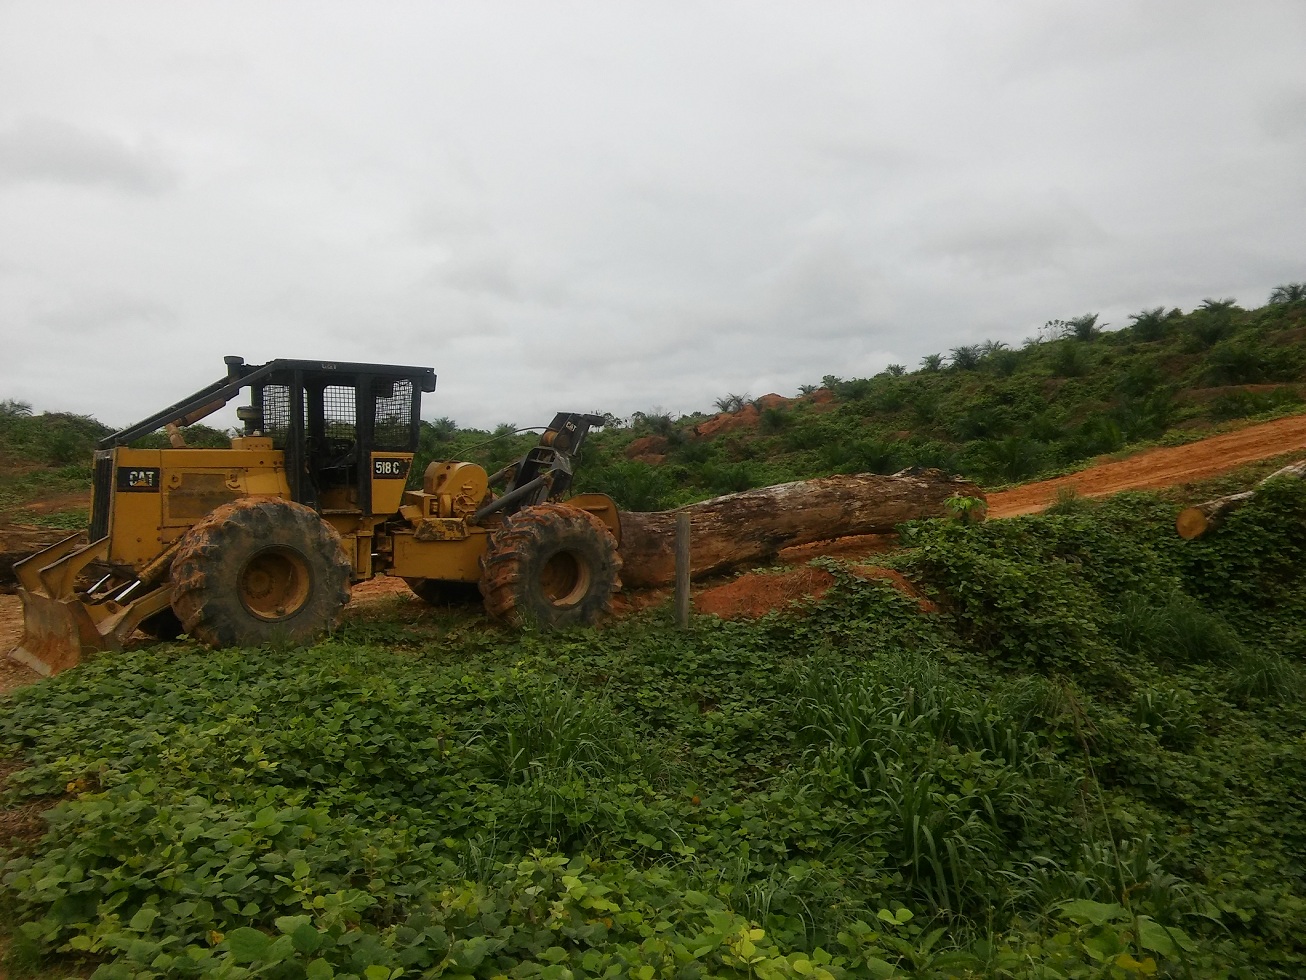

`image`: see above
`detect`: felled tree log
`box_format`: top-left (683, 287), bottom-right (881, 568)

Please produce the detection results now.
top-left (616, 469), bottom-right (983, 588)
top-left (1176, 460), bottom-right (1306, 539)
top-left (0, 525), bottom-right (85, 591)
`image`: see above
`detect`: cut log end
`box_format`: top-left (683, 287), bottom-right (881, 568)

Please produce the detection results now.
top-left (1174, 458), bottom-right (1306, 539)
top-left (1175, 507), bottom-right (1209, 540)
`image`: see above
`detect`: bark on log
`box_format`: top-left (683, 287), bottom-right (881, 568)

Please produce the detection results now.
top-left (1176, 460), bottom-right (1306, 539)
top-left (0, 524), bottom-right (86, 591)
top-left (616, 469), bottom-right (984, 588)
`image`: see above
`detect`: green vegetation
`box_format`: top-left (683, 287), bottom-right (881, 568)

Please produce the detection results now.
top-left (4, 290), bottom-right (1305, 521)
top-left (0, 400), bottom-right (229, 523)
top-left (3, 477), bottom-right (1305, 977)
top-left (567, 292), bottom-right (1306, 510)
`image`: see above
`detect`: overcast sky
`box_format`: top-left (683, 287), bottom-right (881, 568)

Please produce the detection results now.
top-left (2, 2), bottom-right (1304, 431)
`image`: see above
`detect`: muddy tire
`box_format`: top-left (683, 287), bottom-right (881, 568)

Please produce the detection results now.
top-left (403, 577), bottom-right (482, 607)
top-left (170, 498), bottom-right (352, 648)
top-left (479, 502), bottom-right (621, 627)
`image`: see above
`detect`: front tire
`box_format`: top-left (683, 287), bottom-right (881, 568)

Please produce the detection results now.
top-left (479, 503), bottom-right (621, 627)
top-left (170, 498), bottom-right (352, 648)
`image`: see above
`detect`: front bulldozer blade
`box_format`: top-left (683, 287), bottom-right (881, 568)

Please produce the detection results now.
top-left (10, 590), bottom-right (105, 677)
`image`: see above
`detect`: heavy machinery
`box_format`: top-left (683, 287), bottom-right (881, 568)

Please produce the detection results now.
top-left (12, 356), bottom-right (622, 676)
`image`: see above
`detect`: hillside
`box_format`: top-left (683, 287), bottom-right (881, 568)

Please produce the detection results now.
top-left (566, 294), bottom-right (1306, 510)
top-left (3, 291), bottom-right (1306, 977)
top-left (2, 292), bottom-right (1305, 527)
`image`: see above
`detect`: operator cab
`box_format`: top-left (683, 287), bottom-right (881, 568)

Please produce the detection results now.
top-left (98, 356), bottom-right (438, 519)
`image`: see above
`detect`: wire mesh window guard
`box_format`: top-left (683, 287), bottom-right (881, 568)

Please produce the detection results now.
top-left (374, 379), bottom-right (414, 450)
top-left (322, 386), bottom-right (357, 445)
top-left (261, 385), bottom-right (298, 449)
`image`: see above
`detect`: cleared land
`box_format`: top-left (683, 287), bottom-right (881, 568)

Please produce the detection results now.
top-left (986, 413), bottom-right (1306, 517)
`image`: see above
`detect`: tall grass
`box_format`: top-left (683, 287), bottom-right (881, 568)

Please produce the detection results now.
top-left (471, 682), bottom-right (662, 785)
top-left (792, 652), bottom-right (1046, 916)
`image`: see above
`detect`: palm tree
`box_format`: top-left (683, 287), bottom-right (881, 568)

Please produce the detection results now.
top-left (920, 353), bottom-right (943, 372)
top-left (949, 345), bottom-right (982, 371)
top-left (1269, 282), bottom-right (1306, 304)
top-left (1199, 297), bottom-right (1237, 313)
top-left (1128, 307), bottom-right (1169, 341)
top-left (0, 399), bottom-right (33, 418)
top-left (1067, 313), bottom-right (1101, 341)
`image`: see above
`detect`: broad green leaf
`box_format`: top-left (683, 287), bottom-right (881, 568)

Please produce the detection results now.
top-left (1137, 917), bottom-right (1196, 956)
top-left (226, 927), bottom-right (272, 964)
top-left (1059, 899), bottom-right (1127, 927)
top-left (292, 923), bottom-right (323, 955)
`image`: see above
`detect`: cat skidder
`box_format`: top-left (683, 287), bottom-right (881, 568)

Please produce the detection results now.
top-left (12, 356), bottom-right (621, 676)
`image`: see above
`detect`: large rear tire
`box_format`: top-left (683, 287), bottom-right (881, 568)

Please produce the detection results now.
top-left (480, 503), bottom-right (621, 627)
top-left (170, 498), bottom-right (352, 648)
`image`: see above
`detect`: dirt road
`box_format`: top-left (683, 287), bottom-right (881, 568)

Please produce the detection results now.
top-left (987, 414), bottom-right (1306, 518)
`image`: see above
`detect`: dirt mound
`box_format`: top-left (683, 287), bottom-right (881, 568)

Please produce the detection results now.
top-left (692, 403), bottom-right (760, 439)
top-left (625, 435), bottom-right (669, 465)
top-left (695, 562), bottom-right (932, 620)
top-left (988, 413), bottom-right (1306, 517)
top-left (696, 566), bottom-right (835, 619)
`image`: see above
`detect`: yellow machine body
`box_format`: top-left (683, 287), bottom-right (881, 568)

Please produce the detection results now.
top-left (13, 441), bottom-right (620, 675)
top-left (11, 355), bottom-right (617, 676)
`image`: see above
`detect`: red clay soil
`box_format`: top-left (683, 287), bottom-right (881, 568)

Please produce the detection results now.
top-left (696, 566), bottom-right (837, 619)
top-left (987, 414), bottom-right (1306, 518)
top-left (0, 594), bottom-right (40, 693)
top-left (695, 563), bottom-right (934, 620)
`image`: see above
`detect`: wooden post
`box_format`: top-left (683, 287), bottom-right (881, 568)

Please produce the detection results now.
top-left (674, 512), bottom-right (691, 628)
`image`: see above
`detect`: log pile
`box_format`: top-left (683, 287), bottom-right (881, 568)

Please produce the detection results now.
top-left (1175, 460), bottom-right (1306, 539)
top-left (616, 469), bottom-right (983, 588)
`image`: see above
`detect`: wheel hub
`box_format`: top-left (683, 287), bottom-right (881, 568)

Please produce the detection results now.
top-left (239, 547), bottom-right (312, 620)
top-left (539, 550), bottom-right (592, 607)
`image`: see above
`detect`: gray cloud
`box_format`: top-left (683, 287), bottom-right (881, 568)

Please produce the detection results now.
top-left (0, 117), bottom-right (176, 194)
top-left (0, 1), bottom-right (1304, 430)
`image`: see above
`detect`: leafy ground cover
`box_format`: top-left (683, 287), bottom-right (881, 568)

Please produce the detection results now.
top-left (2, 479), bottom-right (1304, 978)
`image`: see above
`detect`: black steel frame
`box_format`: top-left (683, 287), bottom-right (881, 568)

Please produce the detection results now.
top-left (99, 356), bottom-right (437, 513)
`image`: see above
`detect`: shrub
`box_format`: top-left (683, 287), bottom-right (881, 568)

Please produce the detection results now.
top-left (1050, 342), bottom-right (1091, 378)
